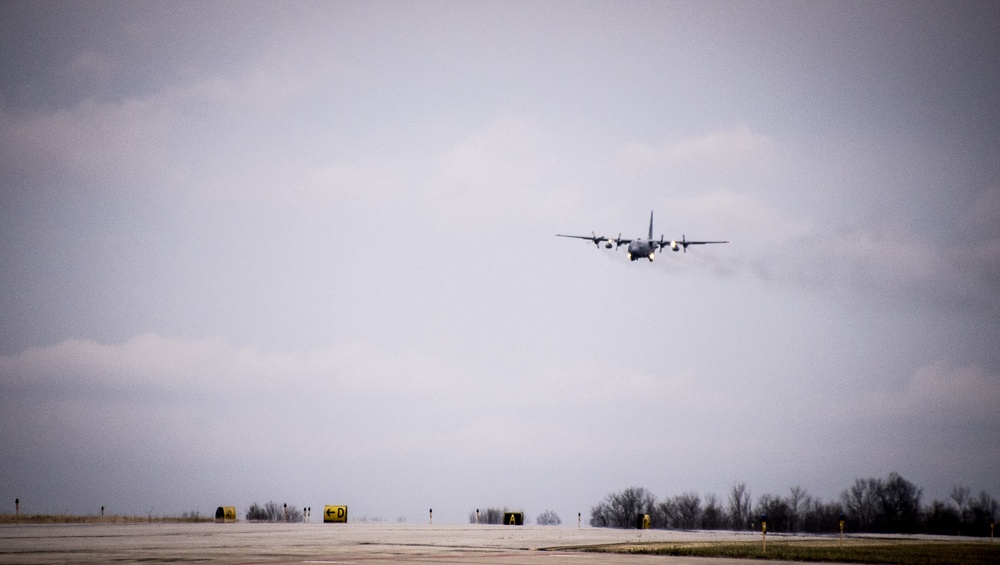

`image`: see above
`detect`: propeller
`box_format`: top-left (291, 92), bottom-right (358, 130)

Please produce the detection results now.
top-left (614, 233), bottom-right (622, 250)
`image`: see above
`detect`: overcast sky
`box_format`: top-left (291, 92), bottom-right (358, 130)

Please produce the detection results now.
top-left (2, 1), bottom-right (998, 523)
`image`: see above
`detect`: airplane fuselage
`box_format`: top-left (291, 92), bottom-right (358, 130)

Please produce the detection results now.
top-left (627, 240), bottom-right (656, 261)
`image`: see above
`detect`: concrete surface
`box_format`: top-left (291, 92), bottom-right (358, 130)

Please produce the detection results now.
top-left (0, 522), bottom-right (792, 564)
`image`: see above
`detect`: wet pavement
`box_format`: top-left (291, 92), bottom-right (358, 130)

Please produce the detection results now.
top-left (0, 522), bottom-right (804, 564)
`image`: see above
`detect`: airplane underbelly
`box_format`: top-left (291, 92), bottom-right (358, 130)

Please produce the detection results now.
top-left (629, 243), bottom-right (649, 257)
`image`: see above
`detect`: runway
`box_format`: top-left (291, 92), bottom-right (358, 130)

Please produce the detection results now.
top-left (0, 522), bottom-right (782, 564)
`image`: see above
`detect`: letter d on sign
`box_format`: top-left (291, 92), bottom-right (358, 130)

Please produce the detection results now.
top-left (323, 505), bottom-right (348, 523)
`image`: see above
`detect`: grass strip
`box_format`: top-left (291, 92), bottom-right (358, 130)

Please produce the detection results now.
top-left (0, 514), bottom-right (213, 524)
top-left (584, 539), bottom-right (1000, 565)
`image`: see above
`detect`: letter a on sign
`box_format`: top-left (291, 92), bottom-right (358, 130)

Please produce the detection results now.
top-left (502, 511), bottom-right (523, 525)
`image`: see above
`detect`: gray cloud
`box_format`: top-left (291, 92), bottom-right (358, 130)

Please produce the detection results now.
top-left (2, 2), bottom-right (998, 521)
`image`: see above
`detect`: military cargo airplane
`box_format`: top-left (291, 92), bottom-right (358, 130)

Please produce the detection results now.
top-left (557, 211), bottom-right (729, 262)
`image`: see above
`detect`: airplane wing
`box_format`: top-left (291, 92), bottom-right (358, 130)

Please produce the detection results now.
top-left (679, 240), bottom-right (730, 246)
top-left (658, 235), bottom-right (730, 253)
top-left (556, 233), bottom-right (607, 243)
top-left (556, 232), bottom-right (627, 249)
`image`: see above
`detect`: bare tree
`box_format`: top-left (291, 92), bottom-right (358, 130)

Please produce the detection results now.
top-left (674, 492), bottom-right (701, 529)
top-left (788, 485), bottom-right (809, 532)
top-left (842, 473), bottom-right (921, 533)
top-left (701, 493), bottom-right (725, 530)
top-left (928, 489), bottom-right (998, 536)
top-left (800, 497), bottom-right (844, 533)
top-left (755, 493), bottom-right (792, 532)
top-left (655, 497), bottom-right (679, 529)
top-left (728, 482), bottom-right (752, 530)
top-left (590, 487), bottom-right (656, 528)
top-left (970, 491), bottom-right (999, 534)
top-left (880, 472), bottom-right (922, 533)
top-left (536, 510), bottom-right (561, 525)
top-left (842, 478), bottom-right (879, 531)
top-left (246, 501), bottom-right (302, 523)
top-left (924, 499), bottom-right (961, 534)
top-left (585, 476), bottom-right (994, 536)
top-left (469, 507), bottom-right (506, 524)
top-left (950, 486), bottom-right (971, 523)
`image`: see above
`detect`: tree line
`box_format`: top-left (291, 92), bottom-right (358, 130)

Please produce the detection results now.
top-left (468, 507), bottom-right (562, 525)
top-left (246, 501), bottom-right (303, 522)
top-left (589, 473), bottom-right (998, 536)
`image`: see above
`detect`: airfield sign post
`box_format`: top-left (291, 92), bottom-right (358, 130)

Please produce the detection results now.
top-left (760, 513), bottom-right (767, 554)
top-left (323, 506), bottom-right (348, 523)
top-left (839, 513), bottom-right (846, 546)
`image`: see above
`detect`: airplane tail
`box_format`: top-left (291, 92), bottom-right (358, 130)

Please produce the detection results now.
top-left (648, 211), bottom-right (654, 240)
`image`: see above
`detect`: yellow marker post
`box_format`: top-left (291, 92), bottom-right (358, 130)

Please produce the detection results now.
top-left (760, 515), bottom-right (767, 555)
